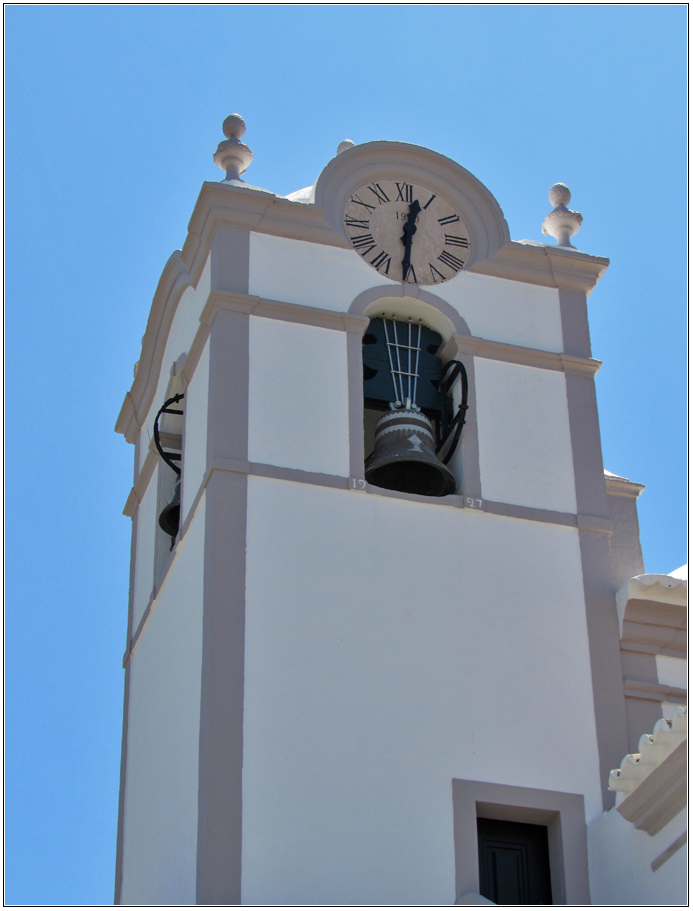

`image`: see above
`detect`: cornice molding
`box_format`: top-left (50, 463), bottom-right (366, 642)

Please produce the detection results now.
top-left (605, 473), bottom-right (646, 498)
top-left (622, 679), bottom-right (687, 703)
top-left (125, 448), bottom-right (597, 536)
top-left (119, 287), bottom-right (603, 453)
top-left (617, 574), bottom-right (688, 650)
top-left (115, 253), bottom-right (192, 443)
top-left (440, 333), bottom-right (601, 377)
top-left (200, 290), bottom-right (370, 335)
top-left (116, 183), bottom-right (607, 446)
top-left (468, 241), bottom-right (609, 296)
top-left (610, 708), bottom-right (688, 838)
top-left (182, 183), bottom-right (349, 288)
top-left (651, 831), bottom-right (687, 872)
top-left (620, 619), bottom-right (687, 656)
top-left (181, 182), bottom-right (608, 296)
top-left (616, 739), bottom-right (687, 835)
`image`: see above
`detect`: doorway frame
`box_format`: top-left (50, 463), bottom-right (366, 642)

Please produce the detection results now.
top-left (452, 779), bottom-right (590, 905)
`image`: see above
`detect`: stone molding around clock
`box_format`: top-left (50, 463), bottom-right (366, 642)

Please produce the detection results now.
top-left (182, 182), bottom-right (608, 293)
top-left (314, 140), bottom-right (510, 270)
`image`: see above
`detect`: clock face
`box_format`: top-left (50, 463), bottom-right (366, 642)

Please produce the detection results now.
top-left (343, 180), bottom-right (470, 284)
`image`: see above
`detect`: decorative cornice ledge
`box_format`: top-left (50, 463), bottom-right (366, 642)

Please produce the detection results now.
top-left (440, 333), bottom-right (601, 377)
top-left (115, 253), bottom-right (192, 443)
top-left (182, 185), bottom-right (608, 294)
top-left (182, 183), bottom-right (350, 288)
top-left (120, 290), bottom-right (603, 478)
top-left (467, 241), bottom-right (609, 296)
top-left (616, 573), bottom-right (688, 648)
top-left (623, 679), bottom-right (687, 704)
top-left (124, 453), bottom-right (610, 544)
top-left (199, 290), bottom-right (369, 335)
top-left (616, 739), bottom-right (686, 835)
top-left (116, 185), bottom-right (608, 444)
top-left (604, 471), bottom-right (646, 499)
top-left (609, 708), bottom-right (687, 836)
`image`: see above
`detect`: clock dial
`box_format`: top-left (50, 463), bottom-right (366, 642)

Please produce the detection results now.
top-left (343, 180), bottom-right (470, 284)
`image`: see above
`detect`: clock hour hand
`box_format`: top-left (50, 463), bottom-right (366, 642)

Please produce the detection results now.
top-left (401, 199), bottom-right (421, 280)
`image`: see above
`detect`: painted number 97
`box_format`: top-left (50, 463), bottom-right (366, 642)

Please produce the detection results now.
top-left (466, 497), bottom-right (483, 509)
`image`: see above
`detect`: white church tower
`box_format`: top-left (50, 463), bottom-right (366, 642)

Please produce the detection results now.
top-left (114, 116), bottom-right (686, 905)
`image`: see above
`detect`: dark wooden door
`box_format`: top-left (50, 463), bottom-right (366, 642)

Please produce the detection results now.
top-left (477, 817), bottom-right (553, 905)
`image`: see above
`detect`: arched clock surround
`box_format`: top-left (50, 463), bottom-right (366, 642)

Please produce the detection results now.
top-left (315, 141), bottom-right (511, 274)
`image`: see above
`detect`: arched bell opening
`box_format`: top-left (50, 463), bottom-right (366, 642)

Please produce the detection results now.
top-left (361, 306), bottom-right (467, 498)
top-left (153, 392), bottom-right (185, 549)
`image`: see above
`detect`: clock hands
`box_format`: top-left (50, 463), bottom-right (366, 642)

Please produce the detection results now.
top-left (400, 199), bottom-right (421, 281)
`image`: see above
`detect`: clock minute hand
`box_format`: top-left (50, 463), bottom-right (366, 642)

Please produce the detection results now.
top-left (401, 199), bottom-right (421, 280)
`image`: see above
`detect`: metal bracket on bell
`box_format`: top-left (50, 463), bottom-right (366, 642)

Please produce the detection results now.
top-left (436, 361), bottom-right (468, 465)
top-left (153, 393), bottom-right (185, 476)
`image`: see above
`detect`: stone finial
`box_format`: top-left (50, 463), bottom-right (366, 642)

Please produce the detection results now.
top-left (337, 139), bottom-right (356, 155)
top-left (542, 182), bottom-right (583, 248)
top-left (222, 114), bottom-right (246, 140)
top-left (214, 113), bottom-right (253, 182)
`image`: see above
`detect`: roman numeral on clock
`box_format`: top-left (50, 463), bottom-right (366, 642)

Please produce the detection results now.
top-left (350, 194), bottom-right (376, 213)
top-left (429, 263), bottom-right (446, 283)
top-left (395, 182), bottom-right (413, 202)
top-left (438, 250), bottom-right (465, 272)
top-left (344, 215), bottom-right (370, 230)
top-left (367, 183), bottom-right (390, 204)
top-left (370, 250), bottom-right (391, 274)
top-left (438, 213), bottom-right (460, 226)
top-left (445, 234), bottom-right (469, 248)
top-left (422, 193), bottom-right (437, 210)
top-left (351, 233), bottom-right (378, 254)
top-left (404, 264), bottom-right (418, 283)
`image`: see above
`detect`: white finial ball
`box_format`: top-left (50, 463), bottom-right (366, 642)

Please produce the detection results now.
top-left (222, 114), bottom-right (246, 140)
top-left (337, 139), bottom-right (356, 155)
top-left (548, 183), bottom-right (571, 207)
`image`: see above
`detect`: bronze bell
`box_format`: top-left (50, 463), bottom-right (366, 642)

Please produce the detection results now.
top-left (158, 477), bottom-right (181, 539)
top-left (365, 408), bottom-right (457, 497)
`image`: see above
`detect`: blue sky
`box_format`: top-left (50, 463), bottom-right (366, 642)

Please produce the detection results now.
top-left (5, 5), bottom-right (687, 905)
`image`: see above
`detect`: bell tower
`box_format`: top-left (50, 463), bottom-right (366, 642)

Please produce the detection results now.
top-left (114, 115), bottom-right (643, 905)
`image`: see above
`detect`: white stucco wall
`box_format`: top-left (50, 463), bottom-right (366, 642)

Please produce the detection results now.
top-left (249, 234), bottom-right (563, 353)
top-left (248, 316), bottom-right (350, 476)
top-left (249, 233), bottom-right (394, 311)
top-left (242, 478), bottom-right (601, 906)
top-left (440, 270), bottom-right (563, 353)
top-left (656, 654), bottom-right (687, 690)
top-left (587, 804), bottom-right (687, 905)
top-left (132, 467), bottom-right (157, 632)
top-left (120, 496), bottom-right (206, 906)
top-left (182, 337), bottom-right (210, 523)
top-left (474, 358), bottom-right (577, 514)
